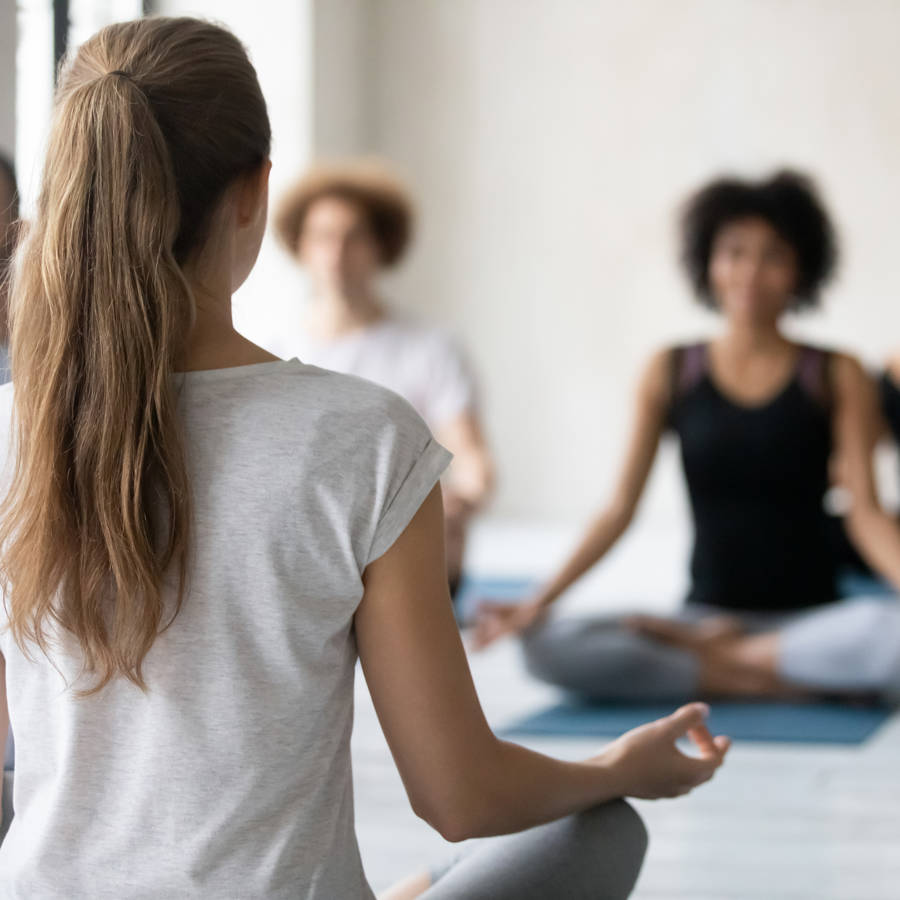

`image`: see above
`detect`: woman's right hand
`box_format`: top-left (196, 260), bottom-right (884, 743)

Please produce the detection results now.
top-left (594, 703), bottom-right (730, 800)
top-left (470, 597), bottom-right (548, 650)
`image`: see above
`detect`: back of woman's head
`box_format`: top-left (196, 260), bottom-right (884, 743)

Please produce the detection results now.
top-left (1, 17), bottom-right (271, 693)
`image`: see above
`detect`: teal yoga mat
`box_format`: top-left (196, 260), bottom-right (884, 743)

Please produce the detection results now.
top-left (502, 700), bottom-right (894, 745)
top-left (461, 576), bottom-right (895, 744)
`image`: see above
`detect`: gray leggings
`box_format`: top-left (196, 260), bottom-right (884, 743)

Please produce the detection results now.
top-left (422, 800), bottom-right (647, 900)
top-left (522, 597), bottom-right (900, 702)
top-left (1, 771), bottom-right (11, 845)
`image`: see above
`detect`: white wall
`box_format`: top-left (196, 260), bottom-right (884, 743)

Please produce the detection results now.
top-left (0, 0), bottom-right (15, 158)
top-left (12, 2), bottom-right (900, 522)
top-left (311, 0), bottom-right (371, 156)
top-left (360, 0), bottom-right (900, 520)
top-left (13, 0), bottom-right (57, 212)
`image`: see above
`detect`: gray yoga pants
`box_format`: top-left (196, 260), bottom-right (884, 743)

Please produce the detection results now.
top-left (423, 800), bottom-right (647, 900)
top-left (0, 771), bottom-right (11, 845)
top-left (521, 596), bottom-right (900, 702)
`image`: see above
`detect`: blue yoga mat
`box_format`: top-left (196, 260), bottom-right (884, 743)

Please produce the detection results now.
top-left (503, 700), bottom-right (893, 745)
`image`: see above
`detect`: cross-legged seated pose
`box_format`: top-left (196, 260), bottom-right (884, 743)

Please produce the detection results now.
top-left (275, 163), bottom-right (494, 602)
top-left (0, 18), bottom-right (729, 897)
top-left (475, 170), bottom-right (900, 704)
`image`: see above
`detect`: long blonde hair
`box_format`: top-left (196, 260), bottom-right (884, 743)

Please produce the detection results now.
top-left (0, 17), bottom-right (271, 692)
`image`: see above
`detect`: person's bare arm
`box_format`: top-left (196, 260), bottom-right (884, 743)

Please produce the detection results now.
top-left (472, 349), bottom-right (672, 648)
top-left (832, 354), bottom-right (900, 589)
top-left (356, 485), bottom-right (728, 842)
top-left (534, 350), bottom-right (670, 604)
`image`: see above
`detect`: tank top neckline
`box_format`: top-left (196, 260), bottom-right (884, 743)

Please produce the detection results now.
top-left (698, 342), bottom-right (814, 412)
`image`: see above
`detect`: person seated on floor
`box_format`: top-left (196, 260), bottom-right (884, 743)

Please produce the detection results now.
top-left (0, 18), bottom-right (730, 897)
top-left (275, 161), bottom-right (494, 603)
top-left (474, 169), bottom-right (900, 705)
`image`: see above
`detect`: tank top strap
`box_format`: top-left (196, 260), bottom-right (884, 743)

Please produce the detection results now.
top-left (669, 343), bottom-right (708, 404)
top-left (795, 345), bottom-right (833, 410)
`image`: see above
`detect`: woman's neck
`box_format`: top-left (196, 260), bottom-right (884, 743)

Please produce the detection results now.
top-left (182, 280), bottom-right (278, 372)
top-left (717, 320), bottom-right (790, 358)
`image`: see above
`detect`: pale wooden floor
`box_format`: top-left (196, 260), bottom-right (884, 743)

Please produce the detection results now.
top-left (353, 519), bottom-right (900, 899)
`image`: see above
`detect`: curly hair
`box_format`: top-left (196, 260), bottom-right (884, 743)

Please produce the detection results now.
top-left (275, 160), bottom-right (414, 267)
top-left (680, 169), bottom-right (838, 310)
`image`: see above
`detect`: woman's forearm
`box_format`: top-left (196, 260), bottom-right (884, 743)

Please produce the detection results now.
top-left (447, 704), bottom-right (726, 840)
top-left (450, 739), bottom-right (620, 840)
top-left (847, 505), bottom-right (900, 592)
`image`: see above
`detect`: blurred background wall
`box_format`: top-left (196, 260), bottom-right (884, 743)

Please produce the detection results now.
top-left (5, 0), bottom-right (900, 525)
top-left (0, 1), bottom-right (14, 152)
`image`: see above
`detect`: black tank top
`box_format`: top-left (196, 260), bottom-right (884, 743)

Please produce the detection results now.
top-left (667, 344), bottom-right (837, 611)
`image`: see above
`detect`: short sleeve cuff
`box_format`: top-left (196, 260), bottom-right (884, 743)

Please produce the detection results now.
top-left (366, 438), bottom-right (453, 566)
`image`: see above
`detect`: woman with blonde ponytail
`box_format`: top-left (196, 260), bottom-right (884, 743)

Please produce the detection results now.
top-left (0, 17), bottom-right (727, 899)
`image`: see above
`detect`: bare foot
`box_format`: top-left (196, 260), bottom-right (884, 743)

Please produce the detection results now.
top-left (697, 632), bottom-right (815, 699)
top-left (626, 616), bottom-right (813, 699)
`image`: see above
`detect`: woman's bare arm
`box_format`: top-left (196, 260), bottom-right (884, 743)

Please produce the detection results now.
top-left (530, 349), bottom-right (671, 607)
top-left (832, 354), bottom-right (900, 590)
top-left (356, 485), bottom-right (728, 842)
top-left (471, 349), bottom-right (672, 648)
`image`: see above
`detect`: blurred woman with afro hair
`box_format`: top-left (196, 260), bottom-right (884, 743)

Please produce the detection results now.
top-left (476, 169), bottom-right (900, 706)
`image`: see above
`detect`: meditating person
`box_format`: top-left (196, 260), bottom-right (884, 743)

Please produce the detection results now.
top-left (275, 162), bottom-right (494, 601)
top-left (475, 170), bottom-right (900, 705)
top-left (0, 17), bottom-right (729, 897)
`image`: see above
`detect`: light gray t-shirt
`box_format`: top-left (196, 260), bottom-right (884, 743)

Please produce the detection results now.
top-left (0, 359), bottom-right (451, 899)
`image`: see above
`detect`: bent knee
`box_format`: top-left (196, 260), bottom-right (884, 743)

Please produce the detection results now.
top-left (520, 619), bottom-right (658, 695)
top-left (520, 620), bottom-right (569, 680)
top-left (581, 799), bottom-right (648, 857)
top-left (575, 800), bottom-right (648, 897)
